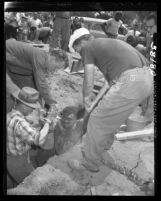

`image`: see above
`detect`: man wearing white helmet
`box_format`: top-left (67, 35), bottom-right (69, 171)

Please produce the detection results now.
top-left (68, 28), bottom-right (91, 53)
top-left (67, 28), bottom-right (153, 173)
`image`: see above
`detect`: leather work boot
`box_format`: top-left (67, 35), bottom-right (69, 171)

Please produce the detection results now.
top-left (67, 159), bottom-right (100, 173)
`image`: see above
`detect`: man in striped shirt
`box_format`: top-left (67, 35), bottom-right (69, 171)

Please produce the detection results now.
top-left (7, 87), bottom-right (53, 189)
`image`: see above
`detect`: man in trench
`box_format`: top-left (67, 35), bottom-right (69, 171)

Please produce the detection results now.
top-left (67, 29), bottom-right (154, 173)
top-left (33, 105), bottom-right (87, 167)
top-left (7, 87), bottom-right (53, 189)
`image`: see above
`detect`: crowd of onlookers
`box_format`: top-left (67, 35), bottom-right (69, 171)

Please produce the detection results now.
top-left (4, 12), bottom-right (54, 43)
top-left (4, 11), bottom-right (156, 59)
top-left (4, 12), bottom-right (84, 43)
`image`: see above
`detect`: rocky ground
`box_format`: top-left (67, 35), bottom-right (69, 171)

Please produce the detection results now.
top-left (7, 47), bottom-right (154, 196)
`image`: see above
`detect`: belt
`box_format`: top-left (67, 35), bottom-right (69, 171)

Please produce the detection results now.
top-left (109, 66), bottom-right (147, 86)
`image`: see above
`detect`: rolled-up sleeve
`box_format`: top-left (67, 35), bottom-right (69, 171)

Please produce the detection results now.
top-left (81, 45), bottom-right (95, 66)
top-left (15, 119), bottom-right (40, 145)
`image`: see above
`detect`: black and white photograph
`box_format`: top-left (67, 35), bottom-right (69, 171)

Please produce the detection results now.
top-left (4, 1), bottom-right (156, 196)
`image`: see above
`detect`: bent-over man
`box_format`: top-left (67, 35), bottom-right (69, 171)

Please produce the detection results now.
top-left (67, 29), bottom-right (153, 173)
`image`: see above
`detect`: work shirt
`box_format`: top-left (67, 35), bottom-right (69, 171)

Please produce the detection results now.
top-left (6, 39), bottom-right (55, 105)
top-left (7, 110), bottom-right (40, 156)
top-left (29, 18), bottom-right (42, 28)
top-left (80, 38), bottom-right (148, 82)
top-left (19, 20), bottom-right (28, 34)
top-left (105, 18), bottom-right (122, 36)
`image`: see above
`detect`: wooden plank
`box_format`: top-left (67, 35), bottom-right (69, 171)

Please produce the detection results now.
top-left (115, 128), bottom-right (154, 141)
top-left (71, 16), bottom-right (106, 24)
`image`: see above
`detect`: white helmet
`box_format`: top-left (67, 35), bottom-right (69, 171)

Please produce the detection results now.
top-left (68, 28), bottom-right (90, 53)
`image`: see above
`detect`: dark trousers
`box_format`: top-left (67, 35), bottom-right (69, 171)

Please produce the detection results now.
top-left (7, 152), bottom-right (34, 189)
top-left (50, 17), bottom-right (71, 51)
top-left (30, 147), bottom-right (55, 168)
top-left (4, 23), bottom-right (18, 40)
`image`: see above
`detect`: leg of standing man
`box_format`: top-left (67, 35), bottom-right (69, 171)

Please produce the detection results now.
top-left (69, 67), bottom-right (153, 172)
top-left (83, 67), bottom-right (153, 169)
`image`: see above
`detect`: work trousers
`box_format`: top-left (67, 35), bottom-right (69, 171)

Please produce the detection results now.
top-left (7, 152), bottom-right (34, 189)
top-left (83, 66), bottom-right (153, 167)
top-left (50, 17), bottom-right (71, 51)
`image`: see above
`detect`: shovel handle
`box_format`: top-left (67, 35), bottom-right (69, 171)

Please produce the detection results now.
top-left (87, 83), bottom-right (109, 114)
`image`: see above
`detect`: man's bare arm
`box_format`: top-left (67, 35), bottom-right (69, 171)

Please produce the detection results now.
top-left (83, 64), bottom-right (95, 97)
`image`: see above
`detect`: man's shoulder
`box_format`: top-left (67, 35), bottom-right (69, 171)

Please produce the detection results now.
top-left (7, 110), bottom-right (24, 123)
top-left (92, 38), bottom-right (109, 45)
top-left (7, 39), bottom-right (32, 50)
top-left (6, 38), bottom-right (17, 46)
top-left (83, 38), bottom-right (109, 50)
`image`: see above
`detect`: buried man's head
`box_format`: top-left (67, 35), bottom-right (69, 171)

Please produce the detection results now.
top-left (59, 106), bottom-right (79, 129)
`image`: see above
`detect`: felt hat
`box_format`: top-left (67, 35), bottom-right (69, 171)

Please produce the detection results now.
top-left (12, 87), bottom-right (41, 109)
top-left (68, 28), bottom-right (90, 53)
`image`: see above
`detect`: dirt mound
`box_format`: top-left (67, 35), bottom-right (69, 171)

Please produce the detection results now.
top-left (7, 164), bottom-right (88, 195)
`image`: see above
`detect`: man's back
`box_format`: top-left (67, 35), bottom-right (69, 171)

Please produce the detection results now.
top-left (6, 39), bottom-right (55, 105)
top-left (81, 38), bottom-right (148, 81)
top-left (6, 39), bottom-right (47, 75)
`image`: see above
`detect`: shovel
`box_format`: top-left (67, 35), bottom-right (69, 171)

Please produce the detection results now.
top-left (77, 82), bottom-right (110, 134)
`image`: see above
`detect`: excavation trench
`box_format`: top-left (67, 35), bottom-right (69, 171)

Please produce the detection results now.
top-left (7, 67), bottom-right (154, 195)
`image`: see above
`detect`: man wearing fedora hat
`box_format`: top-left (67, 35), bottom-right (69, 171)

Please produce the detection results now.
top-left (67, 28), bottom-right (153, 174)
top-left (6, 39), bottom-right (68, 114)
top-left (7, 87), bottom-right (53, 189)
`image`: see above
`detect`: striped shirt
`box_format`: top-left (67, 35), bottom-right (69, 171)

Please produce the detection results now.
top-left (7, 109), bottom-right (40, 156)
